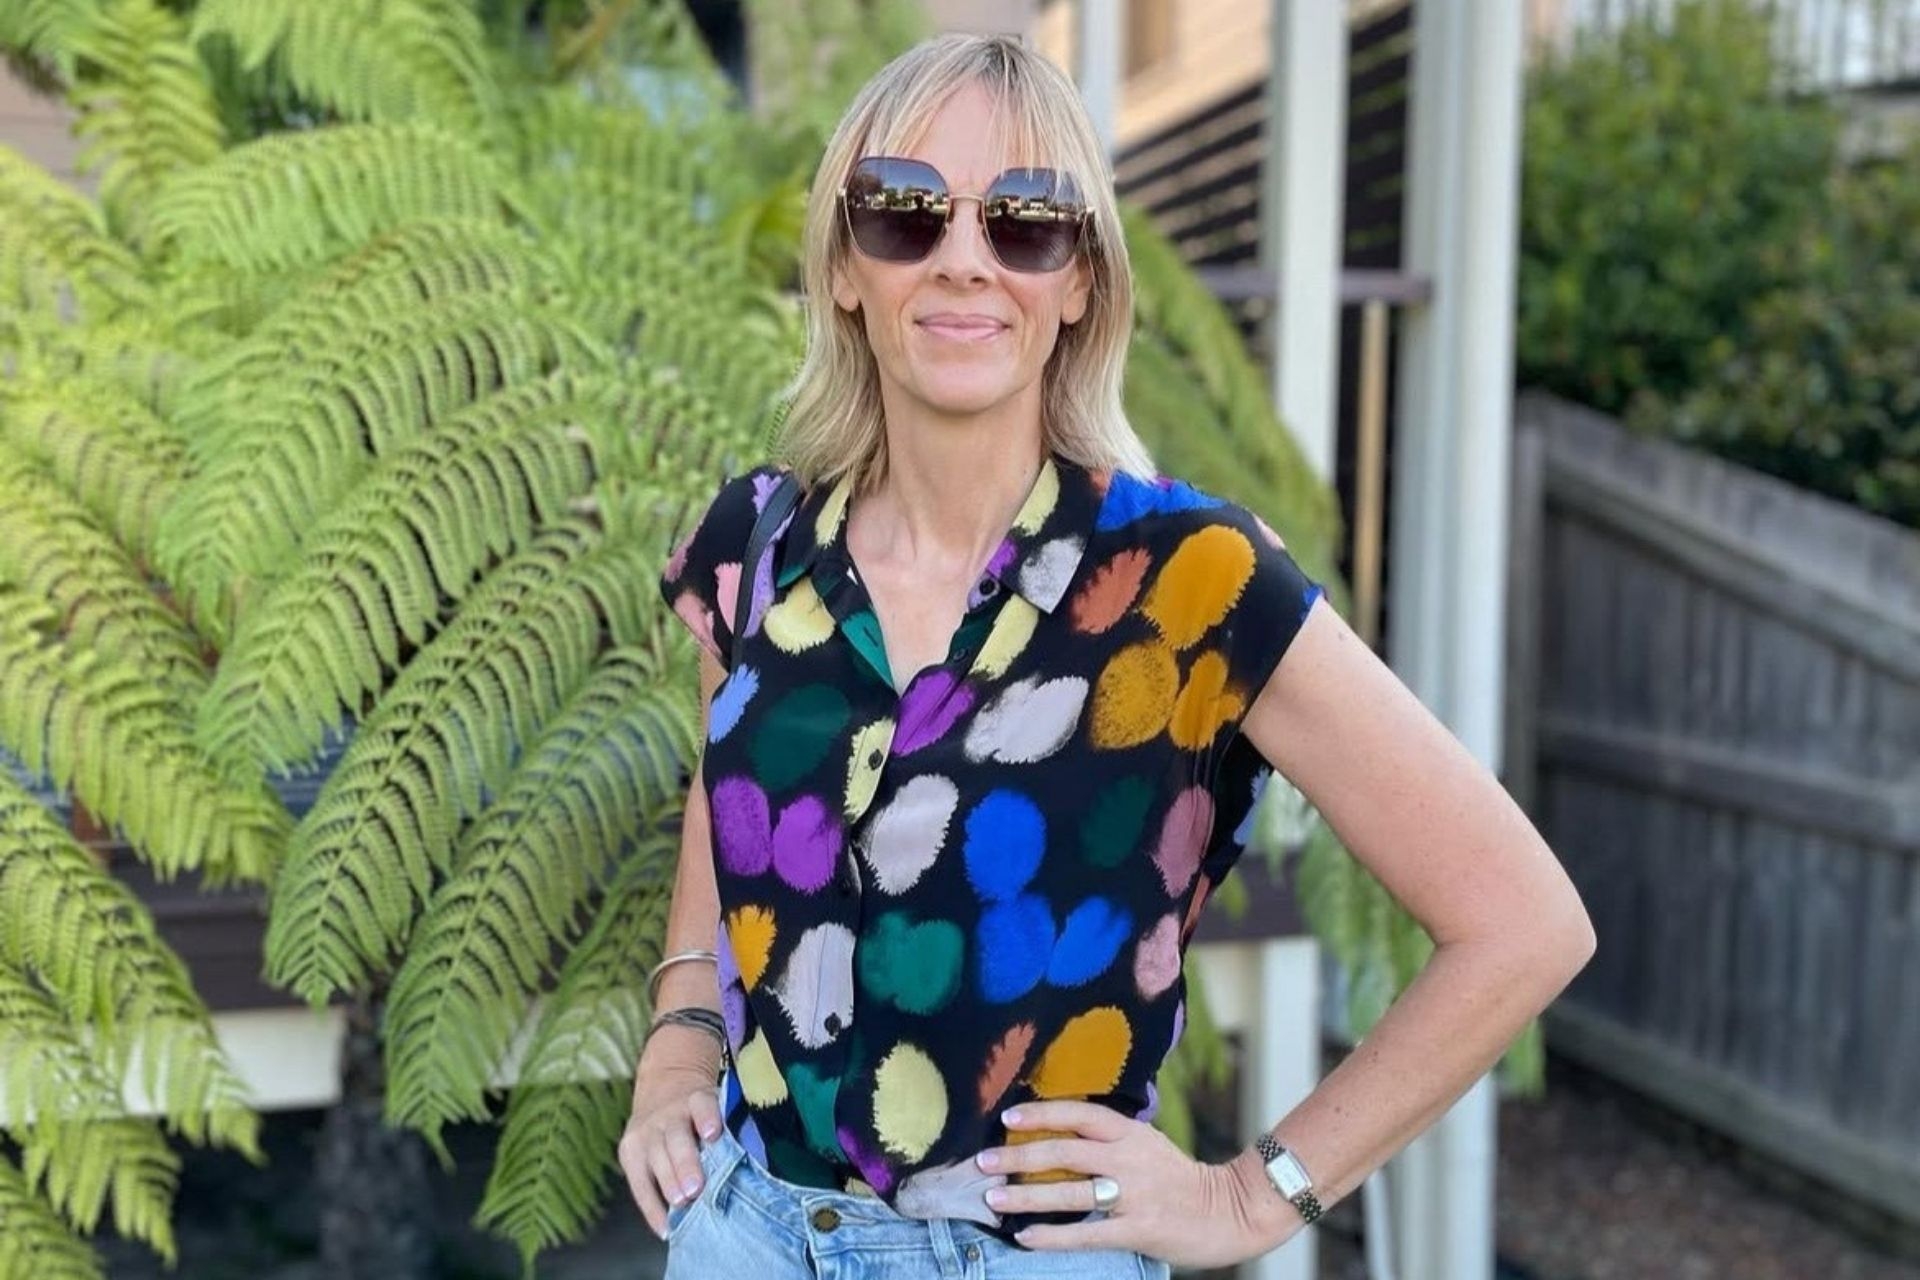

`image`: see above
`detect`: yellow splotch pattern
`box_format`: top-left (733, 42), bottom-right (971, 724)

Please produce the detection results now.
top-left (1088, 640), bottom-right (1179, 749)
top-left (873, 1041), bottom-right (947, 1161)
top-left (727, 904), bottom-right (777, 990)
top-left (1140, 524), bottom-right (1256, 650)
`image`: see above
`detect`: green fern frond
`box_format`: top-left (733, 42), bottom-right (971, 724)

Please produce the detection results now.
top-left (0, 590), bottom-right (288, 883)
top-left (188, 0), bottom-right (504, 143)
top-left (142, 122), bottom-right (527, 274)
top-left (0, 145), bottom-right (148, 318)
top-left (17, 1117), bottom-right (179, 1262)
top-left (195, 372), bottom-right (609, 774)
top-left (383, 648), bottom-right (696, 1148)
top-left (154, 298), bottom-right (606, 641)
top-left (0, 309), bottom-right (208, 406)
top-left (474, 846), bottom-right (675, 1268)
top-left (262, 522), bottom-right (605, 1002)
top-left (64, 0), bottom-right (225, 247)
top-left (0, 379), bottom-right (191, 565)
top-left (0, 455), bottom-right (206, 705)
top-left (0, 1150), bottom-right (102, 1280)
top-left (0, 773), bottom-right (259, 1152)
top-left (171, 218), bottom-right (570, 429)
top-left (0, 963), bottom-right (125, 1130)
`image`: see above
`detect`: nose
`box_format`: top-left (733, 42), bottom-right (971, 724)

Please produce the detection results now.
top-left (929, 193), bottom-right (996, 279)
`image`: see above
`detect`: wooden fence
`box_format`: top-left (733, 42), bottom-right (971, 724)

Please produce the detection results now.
top-left (1505, 390), bottom-right (1920, 1229)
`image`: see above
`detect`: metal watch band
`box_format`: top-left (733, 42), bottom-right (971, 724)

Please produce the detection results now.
top-left (1254, 1132), bottom-right (1325, 1225)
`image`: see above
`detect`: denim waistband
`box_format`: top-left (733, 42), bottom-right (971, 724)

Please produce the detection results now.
top-left (696, 1119), bottom-right (1001, 1265)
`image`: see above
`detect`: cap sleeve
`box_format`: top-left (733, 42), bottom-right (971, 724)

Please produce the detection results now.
top-left (657, 465), bottom-right (787, 672)
top-left (1213, 500), bottom-right (1326, 714)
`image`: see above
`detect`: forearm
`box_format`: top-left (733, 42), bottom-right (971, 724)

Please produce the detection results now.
top-left (632, 766), bottom-right (727, 1096)
top-left (1223, 926), bottom-right (1593, 1250)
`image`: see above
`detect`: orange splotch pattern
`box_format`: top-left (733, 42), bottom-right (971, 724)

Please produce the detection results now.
top-left (658, 451), bottom-right (1324, 1246)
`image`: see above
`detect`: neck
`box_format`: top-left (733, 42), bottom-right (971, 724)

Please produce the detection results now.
top-left (858, 387), bottom-right (1047, 578)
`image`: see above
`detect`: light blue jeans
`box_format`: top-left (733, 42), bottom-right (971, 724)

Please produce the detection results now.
top-left (664, 1120), bottom-right (1172, 1279)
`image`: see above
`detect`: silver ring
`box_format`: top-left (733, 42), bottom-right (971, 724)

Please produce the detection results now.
top-left (1090, 1175), bottom-right (1121, 1212)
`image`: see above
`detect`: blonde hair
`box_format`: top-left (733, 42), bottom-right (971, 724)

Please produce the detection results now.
top-left (774, 32), bottom-right (1156, 494)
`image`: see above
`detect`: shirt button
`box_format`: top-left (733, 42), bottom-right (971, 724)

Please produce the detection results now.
top-left (867, 748), bottom-right (884, 768)
top-left (824, 1012), bottom-right (842, 1034)
top-left (811, 1206), bottom-right (841, 1232)
top-left (979, 577), bottom-right (999, 596)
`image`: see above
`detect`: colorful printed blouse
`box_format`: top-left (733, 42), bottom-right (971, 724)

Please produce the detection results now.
top-left (657, 450), bottom-right (1325, 1246)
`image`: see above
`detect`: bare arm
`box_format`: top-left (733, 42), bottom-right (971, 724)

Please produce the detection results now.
top-left (619, 647), bottom-right (731, 1236)
top-left (1222, 596), bottom-right (1597, 1246)
top-left (634, 645), bottom-right (728, 1084)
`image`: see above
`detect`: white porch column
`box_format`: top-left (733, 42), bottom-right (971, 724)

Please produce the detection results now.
top-left (1387, 0), bottom-right (1526, 1277)
top-left (1075, 0), bottom-right (1121, 158)
top-left (1259, 0), bottom-right (1348, 483)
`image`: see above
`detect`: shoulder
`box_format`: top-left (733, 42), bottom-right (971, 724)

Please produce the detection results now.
top-left (1093, 469), bottom-right (1294, 558)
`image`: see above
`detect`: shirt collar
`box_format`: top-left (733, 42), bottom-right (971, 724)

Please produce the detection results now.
top-left (776, 450), bottom-right (1106, 614)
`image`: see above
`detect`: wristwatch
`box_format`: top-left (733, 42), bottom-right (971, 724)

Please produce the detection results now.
top-left (1254, 1132), bottom-right (1325, 1225)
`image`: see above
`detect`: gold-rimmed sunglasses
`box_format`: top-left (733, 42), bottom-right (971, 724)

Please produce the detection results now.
top-left (838, 155), bottom-right (1090, 274)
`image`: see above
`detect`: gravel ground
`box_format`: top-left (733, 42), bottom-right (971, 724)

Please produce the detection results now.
top-left (99, 1047), bottom-right (1918, 1279)
top-left (1486, 1052), bottom-right (1920, 1280)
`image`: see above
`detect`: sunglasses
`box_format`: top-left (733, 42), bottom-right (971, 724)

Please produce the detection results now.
top-left (838, 155), bottom-right (1090, 274)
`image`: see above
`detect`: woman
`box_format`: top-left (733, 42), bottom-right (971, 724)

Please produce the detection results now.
top-left (626, 30), bottom-right (1596, 1279)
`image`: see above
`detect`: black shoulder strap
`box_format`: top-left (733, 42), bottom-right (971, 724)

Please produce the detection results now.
top-left (730, 470), bottom-right (802, 669)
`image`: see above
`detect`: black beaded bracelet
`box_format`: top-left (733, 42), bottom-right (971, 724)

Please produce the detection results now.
top-left (648, 1007), bottom-right (729, 1079)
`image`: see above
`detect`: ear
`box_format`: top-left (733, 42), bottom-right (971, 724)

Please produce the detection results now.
top-left (831, 261), bottom-right (861, 314)
top-left (1061, 252), bottom-right (1092, 327)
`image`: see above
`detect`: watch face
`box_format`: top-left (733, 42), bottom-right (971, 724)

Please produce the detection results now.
top-left (1267, 1150), bottom-right (1311, 1197)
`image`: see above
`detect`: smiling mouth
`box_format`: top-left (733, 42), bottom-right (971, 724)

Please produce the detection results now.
top-left (917, 320), bottom-right (1006, 342)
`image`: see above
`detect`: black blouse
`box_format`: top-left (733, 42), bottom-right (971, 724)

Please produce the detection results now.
top-left (657, 450), bottom-right (1325, 1246)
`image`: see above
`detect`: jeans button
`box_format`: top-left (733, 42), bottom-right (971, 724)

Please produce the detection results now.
top-left (811, 1206), bottom-right (841, 1231)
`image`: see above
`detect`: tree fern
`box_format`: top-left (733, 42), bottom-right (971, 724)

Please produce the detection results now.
top-left (195, 370), bottom-right (613, 774)
top-left (0, 455), bottom-right (206, 706)
top-left (154, 297), bottom-right (606, 640)
top-left (188, 0), bottom-right (505, 145)
top-left (0, 590), bottom-right (288, 883)
top-left (142, 122), bottom-right (528, 274)
top-left (0, 1152), bottom-right (103, 1280)
top-left (16, 1117), bottom-right (181, 1264)
top-left (383, 647), bottom-right (696, 1151)
top-left (0, 772), bottom-right (259, 1151)
top-left (63, 0), bottom-right (226, 247)
top-left (474, 845), bottom-right (675, 1270)
top-left (0, 144), bottom-right (148, 318)
top-left (0, 378), bottom-right (192, 567)
top-left (263, 522), bottom-right (613, 1003)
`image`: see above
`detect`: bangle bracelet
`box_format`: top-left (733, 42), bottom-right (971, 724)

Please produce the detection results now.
top-left (647, 948), bottom-right (718, 1007)
top-left (647, 1007), bottom-right (729, 1082)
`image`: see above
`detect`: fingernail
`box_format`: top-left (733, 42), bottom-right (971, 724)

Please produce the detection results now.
top-left (985, 1187), bottom-right (1008, 1206)
top-left (1002, 1108), bottom-right (1022, 1125)
top-left (682, 1179), bottom-right (701, 1198)
top-left (975, 1150), bottom-right (999, 1170)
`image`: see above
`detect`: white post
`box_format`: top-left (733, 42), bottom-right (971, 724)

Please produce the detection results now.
top-left (1259, 0), bottom-right (1348, 484)
top-left (1075, 0), bottom-right (1121, 159)
top-left (1387, 0), bottom-right (1526, 1276)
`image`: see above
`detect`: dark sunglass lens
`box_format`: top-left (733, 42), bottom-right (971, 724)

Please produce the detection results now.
top-left (845, 158), bottom-right (947, 262)
top-left (984, 168), bottom-right (1086, 271)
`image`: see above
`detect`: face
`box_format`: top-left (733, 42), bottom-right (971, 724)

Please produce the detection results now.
top-left (830, 79), bottom-right (1094, 430)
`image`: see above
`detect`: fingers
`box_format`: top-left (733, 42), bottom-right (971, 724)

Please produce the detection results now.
top-left (688, 1085), bottom-right (724, 1142)
top-left (1001, 1099), bottom-right (1132, 1141)
top-left (618, 1127), bottom-right (673, 1239)
top-left (984, 1175), bottom-right (1107, 1216)
top-left (976, 1133), bottom-right (1102, 1177)
top-left (651, 1122), bottom-right (707, 1217)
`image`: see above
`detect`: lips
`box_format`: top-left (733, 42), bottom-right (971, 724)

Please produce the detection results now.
top-left (917, 316), bottom-right (1007, 341)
